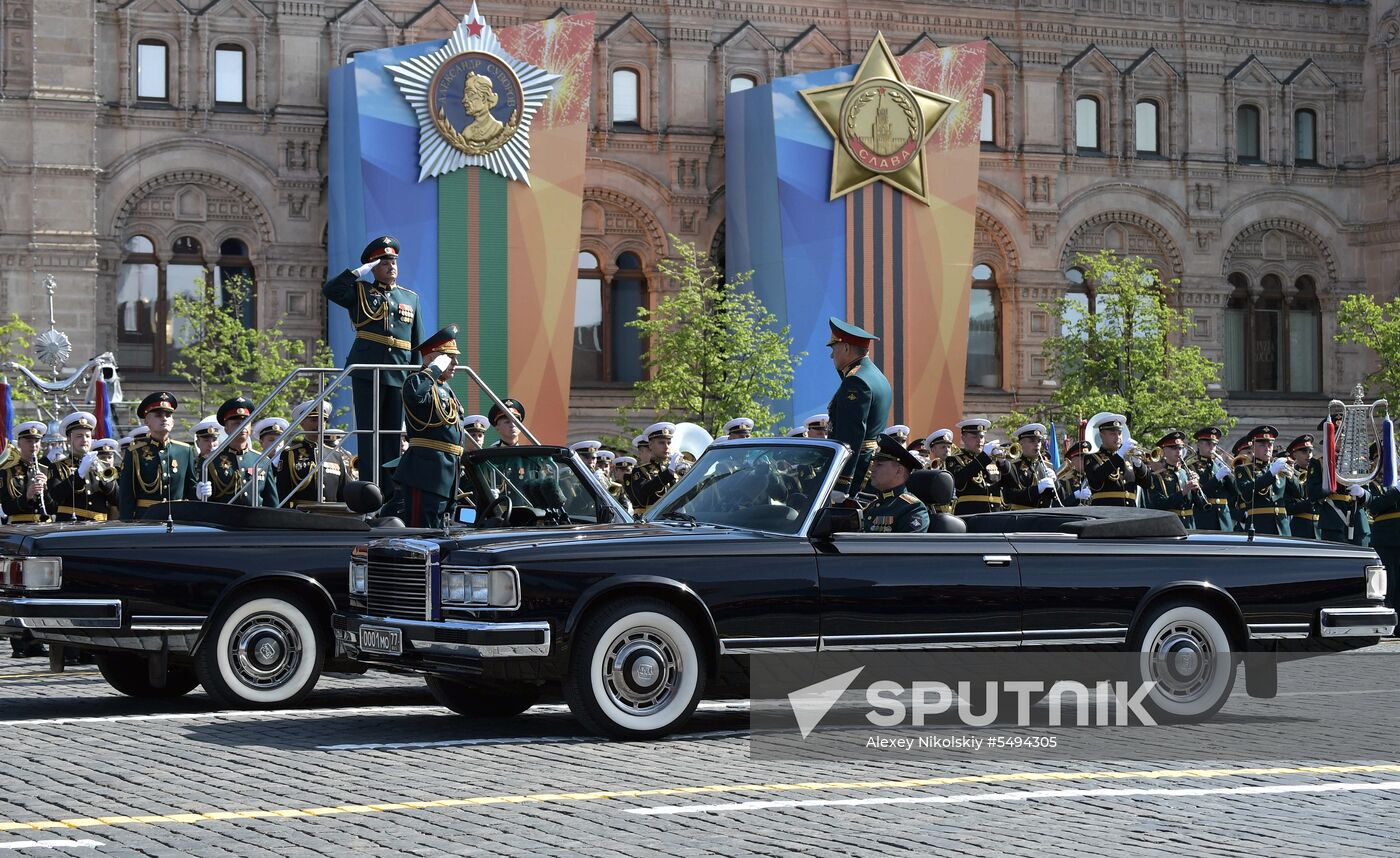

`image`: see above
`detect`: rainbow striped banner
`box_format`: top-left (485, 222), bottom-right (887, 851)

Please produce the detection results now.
top-left (327, 14), bottom-right (594, 441)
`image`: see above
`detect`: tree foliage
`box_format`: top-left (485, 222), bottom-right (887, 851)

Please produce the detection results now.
top-left (1004, 250), bottom-right (1232, 443)
top-left (1335, 293), bottom-right (1400, 405)
top-left (171, 275), bottom-right (339, 426)
top-left (618, 237), bottom-right (803, 440)
top-left (0, 313), bottom-right (38, 404)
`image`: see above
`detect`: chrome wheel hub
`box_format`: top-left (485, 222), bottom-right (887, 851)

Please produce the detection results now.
top-left (603, 627), bottom-right (681, 716)
top-left (1149, 622), bottom-right (1215, 702)
top-left (230, 612), bottom-right (302, 689)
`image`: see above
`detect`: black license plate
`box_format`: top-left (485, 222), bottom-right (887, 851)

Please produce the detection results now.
top-left (358, 625), bottom-right (402, 655)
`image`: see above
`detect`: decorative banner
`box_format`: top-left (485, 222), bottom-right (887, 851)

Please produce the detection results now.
top-left (727, 41), bottom-right (986, 433)
top-left (327, 8), bottom-right (594, 442)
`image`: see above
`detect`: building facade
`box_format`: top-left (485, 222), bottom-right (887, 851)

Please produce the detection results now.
top-left (1, 0), bottom-right (1397, 442)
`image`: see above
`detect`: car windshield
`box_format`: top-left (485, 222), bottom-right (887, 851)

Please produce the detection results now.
top-left (645, 441), bottom-right (836, 535)
top-left (463, 448), bottom-right (630, 526)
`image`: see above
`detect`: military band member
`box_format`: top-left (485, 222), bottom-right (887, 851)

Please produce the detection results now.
top-left (596, 448), bottom-right (616, 475)
top-left (1083, 413), bottom-right (1151, 507)
top-left (787, 428), bottom-right (807, 438)
top-left (384, 326), bottom-right (464, 528)
top-left (1187, 427), bottom-right (1236, 531)
top-left (1147, 431), bottom-right (1197, 528)
top-left (49, 411), bottom-right (118, 523)
top-left (1366, 478), bottom-right (1400, 610)
top-left (192, 416), bottom-right (221, 468)
top-left (1061, 440), bottom-right (1091, 506)
top-left (1233, 425), bottom-right (1300, 536)
top-left (624, 433), bottom-right (650, 507)
top-left (254, 417), bottom-right (288, 455)
top-left (862, 434), bottom-right (930, 534)
top-left (947, 418), bottom-right (1003, 514)
top-left (925, 429), bottom-right (954, 470)
top-left (1000, 423), bottom-right (1061, 510)
top-left (462, 414), bottom-right (489, 451)
top-left (882, 424), bottom-right (912, 447)
top-left (804, 413), bottom-right (830, 439)
top-left (826, 317), bottom-right (891, 502)
top-left (612, 456), bottom-right (636, 483)
top-left (118, 392), bottom-right (198, 519)
top-left (1312, 419), bottom-right (1370, 545)
top-left (632, 422), bottom-right (682, 513)
top-left (92, 438), bottom-right (120, 476)
top-left (1, 422), bottom-right (54, 523)
top-left (723, 418), bottom-right (754, 440)
top-left (1285, 434), bottom-right (1321, 540)
top-left (274, 400), bottom-right (353, 508)
top-left (323, 235), bottom-right (424, 494)
top-left (197, 397), bottom-right (277, 506)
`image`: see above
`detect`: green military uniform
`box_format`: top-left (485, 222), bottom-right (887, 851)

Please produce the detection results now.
top-left (1285, 436), bottom-right (1320, 540)
top-left (275, 437), bottom-right (352, 507)
top-left (862, 436), bottom-right (929, 533)
top-left (322, 236), bottom-right (424, 494)
top-left (825, 317), bottom-right (891, 498)
top-left (0, 423), bottom-right (53, 523)
top-left (1146, 432), bottom-right (1196, 529)
top-left (205, 448), bottom-right (277, 506)
top-left (118, 392), bottom-right (197, 519)
top-left (386, 326), bottom-right (463, 528)
top-left (1232, 425), bottom-right (1299, 537)
top-left (1366, 482), bottom-right (1400, 610)
top-left (1187, 427), bottom-right (1235, 531)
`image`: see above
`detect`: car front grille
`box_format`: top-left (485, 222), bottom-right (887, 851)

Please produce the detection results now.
top-left (366, 547), bottom-right (430, 620)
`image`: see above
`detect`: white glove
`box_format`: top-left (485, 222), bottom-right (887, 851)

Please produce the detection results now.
top-left (830, 490), bottom-right (847, 504)
top-left (1213, 463), bottom-right (1231, 481)
top-left (981, 441), bottom-right (1003, 457)
top-left (428, 354), bottom-right (453, 380)
top-left (46, 446), bottom-right (64, 464)
top-left (1037, 477), bottom-right (1055, 493)
top-left (1348, 483), bottom-right (1366, 498)
top-left (76, 451), bottom-right (98, 479)
top-left (270, 451), bottom-right (282, 469)
top-left (1074, 486), bottom-right (1092, 501)
top-left (353, 262), bottom-right (377, 280)
top-left (196, 480), bottom-right (213, 501)
top-left (667, 452), bottom-right (683, 473)
top-left (1120, 440), bottom-right (1138, 457)
top-left (1269, 458), bottom-right (1289, 476)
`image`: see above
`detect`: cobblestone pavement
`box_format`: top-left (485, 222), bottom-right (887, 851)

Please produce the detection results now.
top-left (2, 645), bottom-right (1399, 857)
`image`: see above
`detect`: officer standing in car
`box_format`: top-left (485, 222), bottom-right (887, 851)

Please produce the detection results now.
top-left (384, 325), bottom-right (463, 527)
top-left (826, 317), bottom-right (890, 502)
top-left (198, 397), bottom-right (277, 507)
top-left (862, 434), bottom-right (929, 533)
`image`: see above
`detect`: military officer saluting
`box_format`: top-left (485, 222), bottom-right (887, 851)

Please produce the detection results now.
top-left (274, 400), bottom-right (354, 508)
top-left (196, 397), bottom-right (277, 506)
top-left (1147, 431), bottom-right (1198, 529)
top-left (118, 392), bottom-right (198, 519)
top-left (1001, 423), bottom-right (1061, 510)
top-left (385, 326), bottom-right (464, 528)
top-left (0, 421), bottom-right (55, 523)
top-left (49, 411), bottom-right (119, 522)
top-left (323, 235), bottom-right (424, 494)
top-left (862, 434), bottom-right (930, 534)
top-left (825, 317), bottom-right (891, 502)
top-left (632, 422), bottom-right (682, 513)
top-left (1286, 434), bottom-right (1321, 540)
top-left (1233, 425), bottom-right (1300, 536)
top-left (1187, 427), bottom-right (1236, 531)
top-left (1083, 413), bottom-right (1151, 507)
top-left (947, 418), bottom-right (1004, 515)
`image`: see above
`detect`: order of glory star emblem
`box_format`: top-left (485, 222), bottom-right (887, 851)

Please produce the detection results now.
top-left (799, 32), bottom-right (958, 205)
top-left (387, 2), bottom-right (560, 184)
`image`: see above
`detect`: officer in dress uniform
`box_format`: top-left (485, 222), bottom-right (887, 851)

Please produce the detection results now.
top-left (623, 433), bottom-right (650, 507)
top-left (192, 416), bottom-right (221, 467)
top-left (825, 317), bottom-right (891, 502)
top-left (254, 417), bottom-right (288, 455)
top-left (383, 325), bottom-right (464, 528)
top-left (1188, 427), bottom-right (1236, 531)
top-left (1233, 425), bottom-right (1300, 536)
top-left (485, 398), bottom-right (536, 490)
top-left (275, 400), bottom-right (354, 508)
top-left (1366, 474), bottom-right (1400, 611)
top-left (722, 417), bottom-right (754, 440)
top-left (118, 392), bottom-right (198, 519)
top-left (462, 414), bottom-right (489, 451)
top-left (947, 418), bottom-right (1004, 515)
top-left (323, 235), bottom-right (425, 494)
top-left (883, 425), bottom-right (912, 447)
top-left (1286, 434), bottom-right (1321, 540)
top-left (804, 414), bottom-right (830, 440)
top-left (197, 397), bottom-right (277, 506)
top-left (925, 429), bottom-right (953, 470)
top-left (862, 434), bottom-right (929, 533)
top-left (0, 421), bottom-right (54, 524)
top-left (1082, 413), bottom-right (1151, 507)
top-left (49, 411), bottom-right (118, 523)
top-left (632, 422), bottom-right (681, 513)
top-left (1312, 417), bottom-right (1370, 545)
top-left (1001, 423), bottom-right (1061, 510)
top-left (1147, 431), bottom-right (1198, 529)
top-left (1060, 440), bottom-right (1090, 506)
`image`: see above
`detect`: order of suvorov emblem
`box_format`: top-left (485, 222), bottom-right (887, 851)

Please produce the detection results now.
top-left (428, 52), bottom-right (523, 157)
top-left (842, 80), bottom-right (922, 175)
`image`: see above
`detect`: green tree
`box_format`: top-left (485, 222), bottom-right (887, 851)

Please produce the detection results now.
top-left (171, 275), bottom-right (339, 427)
top-left (1335, 293), bottom-right (1400, 404)
top-left (618, 237), bottom-right (803, 440)
top-left (1004, 250), bottom-right (1232, 444)
top-left (0, 313), bottom-right (39, 405)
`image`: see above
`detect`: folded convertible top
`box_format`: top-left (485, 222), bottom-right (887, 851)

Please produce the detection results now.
top-left (962, 506), bottom-right (1188, 538)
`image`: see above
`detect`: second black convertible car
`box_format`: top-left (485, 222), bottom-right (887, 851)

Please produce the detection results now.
top-left (0, 446), bottom-right (628, 708)
top-left (336, 439), bottom-right (1396, 739)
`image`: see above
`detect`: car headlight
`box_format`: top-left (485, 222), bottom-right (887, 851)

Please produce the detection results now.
top-left (2, 557), bottom-right (62, 591)
top-left (1366, 564), bottom-right (1388, 601)
top-left (349, 546), bottom-right (368, 596)
top-left (440, 565), bottom-right (519, 608)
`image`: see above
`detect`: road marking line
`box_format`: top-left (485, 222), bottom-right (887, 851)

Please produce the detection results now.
top-left (0, 839), bottom-right (102, 850)
top-left (625, 778), bottom-right (1400, 815)
top-left (1, 763), bottom-right (1398, 833)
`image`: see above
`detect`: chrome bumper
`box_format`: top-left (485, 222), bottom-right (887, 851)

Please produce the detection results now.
top-left (1319, 606), bottom-right (1397, 638)
top-left (335, 612), bottom-right (552, 659)
top-left (0, 597), bottom-right (122, 630)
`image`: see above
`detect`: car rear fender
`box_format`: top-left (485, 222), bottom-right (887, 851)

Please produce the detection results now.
top-left (192, 571), bottom-right (337, 654)
top-left (1130, 581), bottom-right (1248, 647)
top-left (563, 576), bottom-right (721, 670)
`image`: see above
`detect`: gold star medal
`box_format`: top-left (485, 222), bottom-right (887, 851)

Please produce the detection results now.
top-left (799, 33), bottom-right (958, 205)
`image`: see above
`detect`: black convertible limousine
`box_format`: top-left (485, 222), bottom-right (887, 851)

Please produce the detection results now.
top-left (335, 438), bottom-right (1397, 739)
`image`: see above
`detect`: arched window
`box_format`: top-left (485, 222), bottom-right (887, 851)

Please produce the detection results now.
top-left (612, 68), bottom-right (640, 125)
top-left (1251, 274), bottom-right (1284, 392)
top-left (729, 74), bottom-right (757, 93)
top-left (216, 238), bottom-right (256, 328)
top-left (1135, 100), bottom-right (1159, 154)
top-left (1294, 108), bottom-right (1317, 164)
top-left (1061, 267), bottom-right (1094, 339)
top-left (1075, 96), bottom-right (1100, 151)
top-left (167, 237), bottom-right (209, 359)
top-left (1226, 270), bottom-right (1323, 392)
top-left (611, 252), bottom-right (647, 383)
top-left (136, 40), bottom-right (168, 101)
top-left (1289, 276), bottom-right (1321, 392)
top-left (1223, 273), bottom-right (1249, 392)
top-left (1236, 105), bottom-right (1261, 161)
top-left (572, 251), bottom-right (604, 383)
top-left (117, 236), bottom-right (159, 371)
top-left (980, 90), bottom-right (995, 144)
top-left (214, 44), bottom-right (245, 105)
top-left (966, 264), bottom-right (1001, 389)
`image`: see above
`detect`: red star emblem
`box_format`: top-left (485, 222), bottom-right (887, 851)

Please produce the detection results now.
top-left (466, 19), bottom-right (484, 36)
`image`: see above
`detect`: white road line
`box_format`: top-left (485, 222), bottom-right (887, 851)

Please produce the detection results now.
top-left (626, 778), bottom-right (1400, 816)
top-left (0, 839), bottom-right (103, 851)
top-left (317, 727), bottom-right (752, 751)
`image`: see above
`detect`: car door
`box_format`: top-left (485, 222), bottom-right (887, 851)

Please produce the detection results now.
top-left (815, 532), bottom-right (1021, 649)
top-left (1008, 532), bottom-right (1143, 645)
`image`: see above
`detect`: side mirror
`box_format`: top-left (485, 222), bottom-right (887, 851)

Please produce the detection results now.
top-left (343, 480), bottom-right (384, 515)
top-left (809, 505), bottom-right (861, 540)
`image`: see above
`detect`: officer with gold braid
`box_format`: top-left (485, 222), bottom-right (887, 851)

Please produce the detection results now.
top-left (1233, 425), bottom-right (1300, 536)
top-left (196, 397), bottom-right (277, 506)
top-left (118, 392), bottom-right (198, 519)
top-left (947, 418), bottom-right (1004, 514)
top-left (999, 423), bottom-right (1061, 510)
top-left (384, 325), bottom-right (463, 528)
top-left (1146, 431), bottom-right (1197, 528)
top-left (1082, 413), bottom-right (1151, 507)
top-left (323, 235), bottom-right (424, 495)
top-left (1187, 427), bottom-right (1236, 531)
top-left (274, 400), bottom-right (353, 508)
top-left (0, 422), bottom-right (54, 523)
top-left (1285, 434), bottom-right (1321, 540)
top-left (1311, 418), bottom-right (1371, 545)
top-left (862, 434), bottom-right (929, 533)
top-left (49, 411), bottom-right (118, 522)
top-left (825, 317), bottom-right (890, 503)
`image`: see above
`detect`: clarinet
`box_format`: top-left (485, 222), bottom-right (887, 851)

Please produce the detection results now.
top-left (26, 459), bottom-right (46, 520)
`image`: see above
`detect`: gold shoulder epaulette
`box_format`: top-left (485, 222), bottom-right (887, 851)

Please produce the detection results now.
top-left (900, 492), bottom-right (920, 504)
top-left (169, 439), bottom-right (191, 448)
top-left (396, 285), bottom-right (418, 295)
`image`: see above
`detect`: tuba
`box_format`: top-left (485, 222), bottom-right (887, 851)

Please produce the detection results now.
top-left (672, 422), bottom-right (715, 461)
top-left (1331, 383), bottom-right (1388, 487)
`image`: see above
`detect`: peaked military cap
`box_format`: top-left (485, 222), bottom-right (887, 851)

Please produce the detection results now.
top-left (614, 456), bottom-right (637, 469)
top-left (1065, 439), bottom-right (1091, 457)
top-left (360, 235), bottom-right (400, 265)
top-left (926, 429), bottom-right (954, 446)
top-left (1015, 423), bottom-right (1048, 440)
top-left (420, 324), bottom-right (460, 356)
top-left (787, 428), bottom-right (807, 438)
top-left (462, 414), bottom-right (490, 432)
top-left (645, 421), bottom-right (677, 440)
top-left (1288, 434), bottom-right (1315, 453)
top-left (192, 417), bottom-right (222, 440)
top-left (874, 433), bottom-right (922, 472)
top-left (1231, 437), bottom-right (1251, 455)
top-left (60, 411), bottom-right (97, 436)
top-left (1247, 424), bottom-right (1279, 442)
top-left (723, 417), bottom-right (755, 435)
top-left (92, 438), bottom-right (119, 453)
top-left (883, 424), bottom-right (912, 443)
top-left (1194, 426), bottom-right (1223, 441)
top-left (1157, 430), bottom-right (1187, 448)
top-left (15, 421), bottom-right (46, 441)
top-left (633, 434), bottom-right (648, 449)
top-left (956, 418), bottom-right (991, 433)
top-left (570, 440), bottom-right (602, 454)
top-left (217, 397), bottom-right (255, 426)
top-left (596, 449), bottom-right (616, 462)
top-left (254, 417), bottom-right (289, 438)
top-left (488, 398), bottom-right (525, 426)
top-left (826, 316), bottom-right (879, 348)
top-left (138, 391), bottom-right (178, 417)
top-left (803, 413), bottom-right (830, 429)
